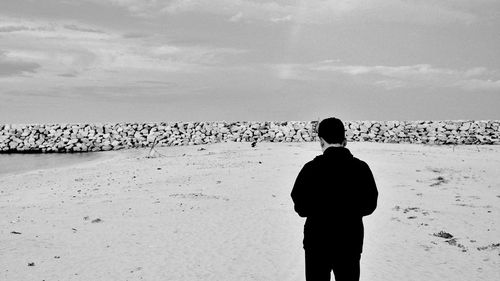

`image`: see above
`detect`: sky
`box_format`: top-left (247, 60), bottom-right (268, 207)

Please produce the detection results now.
top-left (1, 0), bottom-right (499, 123)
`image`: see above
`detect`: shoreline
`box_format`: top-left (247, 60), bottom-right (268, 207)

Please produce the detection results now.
top-left (0, 151), bottom-right (108, 177)
top-left (1, 141), bottom-right (496, 176)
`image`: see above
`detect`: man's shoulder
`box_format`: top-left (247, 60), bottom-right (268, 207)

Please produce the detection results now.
top-left (312, 152), bottom-right (367, 163)
top-left (303, 157), bottom-right (319, 167)
top-left (309, 154), bottom-right (325, 164)
top-left (304, 151), bottom-right (370, 169)
top-left (350, 156), bottom-right (371, 171)
top-left (299, 155), bottom-right (322, 171)
top-left (352, 156), bottom-right (367, 165)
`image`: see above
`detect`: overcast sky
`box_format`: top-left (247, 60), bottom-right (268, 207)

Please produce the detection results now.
top-left (1, 0), bottom-right (499, 123)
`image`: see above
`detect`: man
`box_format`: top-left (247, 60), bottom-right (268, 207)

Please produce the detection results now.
top-left (291, 117), bottom-right (378, 281)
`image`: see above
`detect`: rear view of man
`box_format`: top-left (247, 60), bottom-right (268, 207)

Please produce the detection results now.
top-left (291, 117), bottom-right (378, 281)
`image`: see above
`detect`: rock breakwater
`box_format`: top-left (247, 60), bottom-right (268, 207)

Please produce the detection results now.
top-left (0, 120), bottom-right (499, 152)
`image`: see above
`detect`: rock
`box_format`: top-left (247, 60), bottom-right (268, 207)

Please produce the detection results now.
top-left (445, 124), bottom-right (458, 130)
top-left (460, 122), bottom-right (471, 131)
top-left (433, 231), bottom-right (453, 239)
top-left (8, 141), bottom-right (18, 149)
top-left (147, 133), bottom-right (157, 143)
top-left (0, 120), bottom-right (499, 150)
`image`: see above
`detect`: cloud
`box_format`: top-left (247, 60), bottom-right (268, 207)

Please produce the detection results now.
top-left (58, 72), bottom-right (79, 78)
top-left (84, 0), bottom-right (161, 17)
top-left (0, 25), bottom-right (31, 33)
top-left (270, 15), bottom-right (292, 23)
top-left (63, 24), bottom-right (105, 33)
top-left (151, 45), bottom-right (182, 55)
top-left (161, 0), bottom-right (478, 25)
top-left (273, 64), bottom-right (301, 80)
top-left (457, 79), bottom-right (500, 91)
top-left (149, 44), bottom-right (246, 66)
top-left (0, 54), bottom-right (41, 76)
top-left (122, 32), bottom-right (150, 38)
top-left (1, 17), bottom-right (245, 71)
top-left (278, 60), bottom-right (500, 91)
top-left (464, 67), bottom-right (488, 78)
top-left (228, 12), bottom-right (243, 22)
top-left (307, 0), bottom-right (477, 25)
top-left (163, 0), bottom-right (287, 22)
top-left (311, 63), bottom-right (456, 78)
top-left (374, 79), bottom-right (406, 90)
top-left (0, 16), bottom-right (249, 98)
top-left (76, 0), bottom-right (483, 26)
top-left (77, 0), bottom-right (490, 26)
top-left (0, 17), bottom-right (108, 40)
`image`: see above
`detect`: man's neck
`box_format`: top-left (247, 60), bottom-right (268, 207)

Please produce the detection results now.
top-left (322, 143), bottom-right (344, 152)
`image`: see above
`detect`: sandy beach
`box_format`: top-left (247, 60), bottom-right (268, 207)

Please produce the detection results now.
top-left (1, 142), bottom-right (499, 281)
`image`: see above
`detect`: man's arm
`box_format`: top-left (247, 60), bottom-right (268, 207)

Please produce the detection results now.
top-left (359, 162), bottom-right (378, 216)
top-left (291, 163), bottom-right (312, 217)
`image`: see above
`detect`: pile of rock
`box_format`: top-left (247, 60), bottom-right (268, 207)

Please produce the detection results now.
top-left (0, 121), bottom-right (317, 152)
top-left (346, 120), bottom-right (500, 145)
top-left (0, 120), bottom-right (498, 153)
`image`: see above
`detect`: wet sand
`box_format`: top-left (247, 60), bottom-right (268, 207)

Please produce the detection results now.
top-left (0, 152), bottom-right (102, 176)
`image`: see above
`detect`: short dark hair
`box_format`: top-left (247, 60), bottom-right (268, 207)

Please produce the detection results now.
top-left (317, 117), bottom-right (345, 144)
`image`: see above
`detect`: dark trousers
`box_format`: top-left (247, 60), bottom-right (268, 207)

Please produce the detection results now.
top-left (305, 248), bottom-right (360, 281)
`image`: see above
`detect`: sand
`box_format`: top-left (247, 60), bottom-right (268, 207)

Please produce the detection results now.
top-left (1, 142), bottom-right (499, 281)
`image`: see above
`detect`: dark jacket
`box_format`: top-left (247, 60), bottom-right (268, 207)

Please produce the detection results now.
top-left (291, 146), bottom-right (378, 254)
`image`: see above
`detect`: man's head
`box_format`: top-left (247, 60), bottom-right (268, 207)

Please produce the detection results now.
top-left (317, 117), bottom-right (346, 149)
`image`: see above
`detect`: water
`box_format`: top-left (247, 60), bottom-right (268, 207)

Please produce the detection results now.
top-left (0, 152), bottom-right (103, 176)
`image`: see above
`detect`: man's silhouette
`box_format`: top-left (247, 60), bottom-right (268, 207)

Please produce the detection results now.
top-left (291, 117), bottom-right (378, 281)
